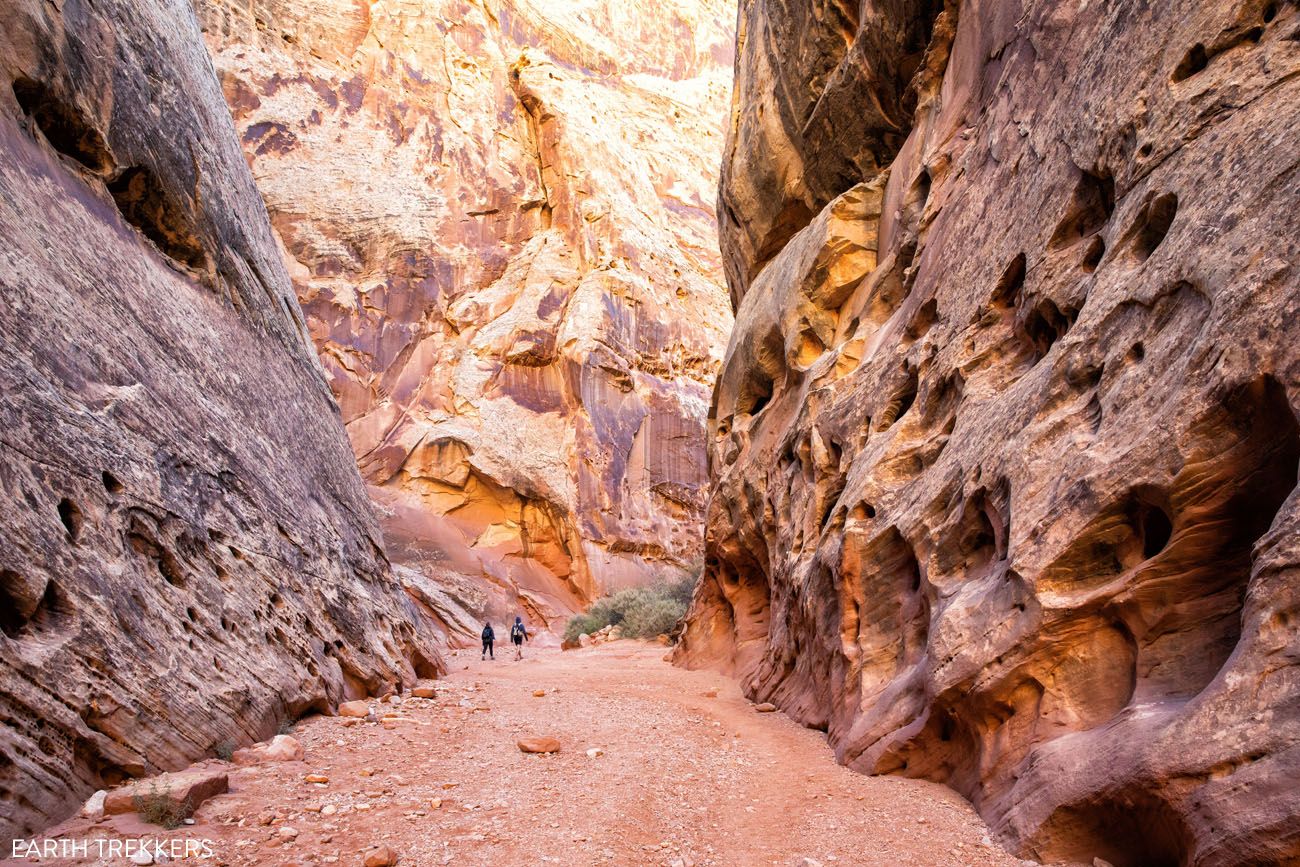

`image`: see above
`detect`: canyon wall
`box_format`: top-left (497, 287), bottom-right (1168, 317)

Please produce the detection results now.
top-left (0, 0), bottom-right (442, 837)
top-left (679, 0), bottom-right (1300, 864)
top-left (194, 0), bottom-right (736, 634)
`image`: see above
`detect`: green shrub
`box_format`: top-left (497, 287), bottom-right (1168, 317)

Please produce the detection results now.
top-left (133, 785), bottom-right (193, 829)
top-left (564, 574), bottom-right (697, 643)
top-left (213, 740), bottom-right (235, 762)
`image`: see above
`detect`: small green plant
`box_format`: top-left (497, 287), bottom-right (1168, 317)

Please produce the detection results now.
top-left (133, 785), bottom-right (193, 829)
top-left (563, 574), bottom-right (697, 644)
top-left (213, 740), bottom-right (235, 762)
top-left (277, 717), bottom-right (295, 735)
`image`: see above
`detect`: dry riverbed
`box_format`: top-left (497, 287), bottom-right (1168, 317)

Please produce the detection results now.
top-left (23, 643), bottom-right (1028, 866)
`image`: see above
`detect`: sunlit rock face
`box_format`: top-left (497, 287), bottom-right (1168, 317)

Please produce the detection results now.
top-left (195, 0), bottom-right (736, 634)
top-left (678, 0), bottom-right (1300, 864)
top-left (0, 0), bottom-right (442, 838)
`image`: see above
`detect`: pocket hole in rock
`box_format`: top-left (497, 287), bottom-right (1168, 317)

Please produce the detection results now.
top-left (108, 166), bottom-right (208, 271)
top-left (990, 253), bottom-right (1026, 309)
top-left (11, 78), bottom-right (113, 173)
top-left (1080, 236), bottom-right (1106, 272)
top-left (1172, 43), bottom-right (1209, 81)
top-left (101, 471), bottom-right (123, 494)
top-left (1127, 193), bottom-right (1178, 262)
top-left (57, 498), bottom-right (83, 542)
top-left (1049, 168), bottom-right (1115, 251)
top-left (1020, 298), bottom-right (1079, 361)
top-left (0, 571), bottom-right (34, 637)
top-left (1139, 503), bottom-right (1174, 560)
top-left (875, 367), bottom-right (919, 432)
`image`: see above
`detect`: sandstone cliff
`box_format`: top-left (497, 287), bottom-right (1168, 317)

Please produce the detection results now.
top-left (679, 0), bottom-right (1300, 864)
top-left (194, 0), bottom-right (736, 633)
top-left (0, 0), bottom-right (442, 837)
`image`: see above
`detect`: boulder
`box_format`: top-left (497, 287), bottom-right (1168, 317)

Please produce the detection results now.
top-left (754, 703), bottom-right (777, 714)
top-left (79, 790), bottom-right (106, 821)
top-left (338, 701), bottom-right (370, 718)
top-left (103, 769), bottom-right (229, 818)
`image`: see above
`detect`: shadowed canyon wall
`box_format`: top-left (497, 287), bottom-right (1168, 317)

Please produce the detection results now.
top-left (679, 0), bottom-right (1300, 864)
top-left (0, 0), bottom-right (442, 837)
top-left (193, 0), bottom-right (737, 636)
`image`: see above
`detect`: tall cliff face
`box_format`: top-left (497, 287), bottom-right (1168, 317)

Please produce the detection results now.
top-left (194, 0), bottom-right (736, 632)
top-left (0, 0), bottom-right (441, 837)
top-left (680, 0), bottom-right (1300, 864)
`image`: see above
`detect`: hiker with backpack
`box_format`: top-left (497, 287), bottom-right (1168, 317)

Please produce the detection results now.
top-left (481, 621), bottom-right (495, 660)
top-left (510, 616), bottom-right (529, 660)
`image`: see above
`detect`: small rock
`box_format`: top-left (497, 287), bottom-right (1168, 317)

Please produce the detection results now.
top-left (338, 701), bottom-right (369, 718)
top-left (754, 702), bottom-right (778, 713)
top-left (430, 798), bottom-right (443, 809)
top-left (279, 826), bottom-right (299, 840)
top-left (363, 845), bottom-right (399, 867)
top-left (304, 774), bottom-right (330, 784)
top-left (128, 851), bottom-right (154, 865)
top-left (586, 748), bottom-right (605, 758)
top-left (233, 734), bottom-right (304, 765)
top-left (411, 687), bottom-right (437, 699)
top-left (517, 736), bottom-right (561, 754)
top-left (702, 688), bottom-right (718, 699)
top-left (321, 804), bottom-right (337, 816)
top-left (578, 633), bottom-right (592, 647)
top-left (533, 690), bottom-right (546, 697)
top-left (80, 790), bottom-right (107, 820)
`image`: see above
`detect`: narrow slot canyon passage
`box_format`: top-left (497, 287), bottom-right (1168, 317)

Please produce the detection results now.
top-left (36, 644), bottom-right (1020, 867)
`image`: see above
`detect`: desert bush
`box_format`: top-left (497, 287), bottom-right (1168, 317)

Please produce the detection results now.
top-left (563, 574), bottom-right (697, 643)
top-left (133, 785), bottom-right (193, 829)
top-left (213, 740), bottom-right (235, 762)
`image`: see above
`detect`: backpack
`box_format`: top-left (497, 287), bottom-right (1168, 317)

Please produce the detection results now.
top-left (511, 623), bottom-right (524, 640)
top-left (482, 625), bottom-right (493, 640)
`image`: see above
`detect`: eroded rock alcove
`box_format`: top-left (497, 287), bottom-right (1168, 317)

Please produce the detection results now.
top-left (678, 0), bottom-right (1300, 863)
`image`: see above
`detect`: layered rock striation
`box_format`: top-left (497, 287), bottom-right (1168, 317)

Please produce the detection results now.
top-left (194, 0), bottom-right (736, 632)
top-left (0, 0), bottom-right (441, 837)
top-left (679, 0), bottom-right (1300, 864)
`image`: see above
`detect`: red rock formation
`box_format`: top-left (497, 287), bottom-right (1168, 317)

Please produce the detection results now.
top-left (0, 0), bottom-right (441, 837)
top-left (679, 0), bottom-right (1300, 863)
top-left (194, 0), bottom-right (736, 633)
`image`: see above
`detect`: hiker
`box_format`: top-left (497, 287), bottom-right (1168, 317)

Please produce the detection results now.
top-left (510, 616), bottom-right (529, 660)
top-left (481, 621), bottom-right (495, 660)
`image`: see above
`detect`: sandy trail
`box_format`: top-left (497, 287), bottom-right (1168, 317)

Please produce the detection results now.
top-left (31, 643), bottom-right (1025, 867)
